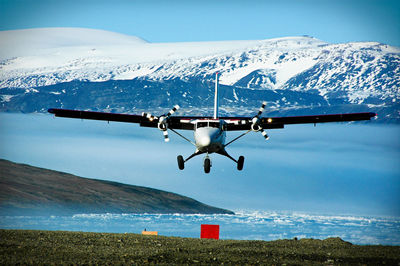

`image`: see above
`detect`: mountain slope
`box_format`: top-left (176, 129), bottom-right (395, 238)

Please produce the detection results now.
top-left (0, 28), bottom-right (399, 121)
top-left (0, 159), bottom-right (233, 215)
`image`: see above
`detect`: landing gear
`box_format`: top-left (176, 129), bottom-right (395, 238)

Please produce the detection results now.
top-left (177, 150), bottom-right (242, 173)
top-left (216, 149), bottom-right (244, 171)
top-left (237, 156), bottom-right (244, 171)
top-left (204, 156), bottom-right (211, 174)
top-left (177, 155), bottom-right (184, 170)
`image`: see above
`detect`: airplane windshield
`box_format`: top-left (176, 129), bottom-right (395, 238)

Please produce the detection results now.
top-left (209, 122), bottom-right (220, 128)
top-left (197, 122), bottom-right (208, 128)
top-left (196, 121), bottom-right (220, 129)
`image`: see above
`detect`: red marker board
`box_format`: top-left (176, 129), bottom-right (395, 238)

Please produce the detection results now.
top-left (200, 224), bottom-right (220, 239)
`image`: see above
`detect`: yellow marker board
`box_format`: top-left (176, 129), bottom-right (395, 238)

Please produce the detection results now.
top-left (142, 231), bottom-right (158, 236)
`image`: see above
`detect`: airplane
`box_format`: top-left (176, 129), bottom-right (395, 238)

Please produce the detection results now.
top-left (48, 73), bottom-right (376, 173)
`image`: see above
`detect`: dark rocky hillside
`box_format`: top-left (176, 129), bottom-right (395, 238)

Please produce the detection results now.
top-left (0, 159), bottom-right (233, 215)
top-left (2, 78), bottom-right (395, 121)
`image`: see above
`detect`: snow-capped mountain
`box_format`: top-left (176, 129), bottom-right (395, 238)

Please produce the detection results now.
top-left (0, 28), bottom-right (399, 121)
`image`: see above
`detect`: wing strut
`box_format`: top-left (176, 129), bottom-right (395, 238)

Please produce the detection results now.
top-left (169, 128), bottom-right (196, 146)
top-left (224, 130), bottom-right (251, 147)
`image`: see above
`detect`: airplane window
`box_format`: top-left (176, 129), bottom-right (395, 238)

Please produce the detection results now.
top-left (197, 122), bottom-right (208, 128)
top-left (209, 122), bottom-right (220, 128)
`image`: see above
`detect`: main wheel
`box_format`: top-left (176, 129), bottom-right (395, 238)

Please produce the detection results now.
top-left (237, 156), bottom-right (244, 170)
top-left (204, 158), bottom-right (211, 173)
top-left (177, 155), bottom-right (184, 170)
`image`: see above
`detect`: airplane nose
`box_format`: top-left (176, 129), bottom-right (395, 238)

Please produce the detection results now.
top-left (198, 135), bottom-right (211, 147)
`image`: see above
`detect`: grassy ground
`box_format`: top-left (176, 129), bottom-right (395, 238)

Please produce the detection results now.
top-left (1, 229), bottom-right (399, 265)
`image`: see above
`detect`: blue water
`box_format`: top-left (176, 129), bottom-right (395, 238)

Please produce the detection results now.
top-left (1, 211), bottom-right (399, 245)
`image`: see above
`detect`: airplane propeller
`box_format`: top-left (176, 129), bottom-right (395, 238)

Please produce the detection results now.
top-left (250, 101), bottom-right (269, 140)
top-left (142, 105), bottom-right (180, 142)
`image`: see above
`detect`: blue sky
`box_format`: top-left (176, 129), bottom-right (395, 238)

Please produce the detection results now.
top-left (0, 0), bottom-right (399, 46)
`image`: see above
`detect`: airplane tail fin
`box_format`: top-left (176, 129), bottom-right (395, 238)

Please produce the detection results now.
top-left (213, 72), bottom-right (219, 119)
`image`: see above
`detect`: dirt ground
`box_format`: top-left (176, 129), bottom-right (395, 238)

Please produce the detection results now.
top-left (1, 229), bottom-right (399, 265)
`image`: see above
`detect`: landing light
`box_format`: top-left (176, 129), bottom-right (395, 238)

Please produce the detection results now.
top-left (267, 118), bottom-right (272, 123)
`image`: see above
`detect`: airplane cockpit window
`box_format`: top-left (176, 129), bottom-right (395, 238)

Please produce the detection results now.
top-left (197, 121), bottom-right (221, 129)
top-left (197, 122), bottom-right (208, 128)
top-left (209, 122), bottom-right (220, 128)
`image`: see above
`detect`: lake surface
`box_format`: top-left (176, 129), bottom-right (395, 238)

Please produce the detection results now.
top-left (1, 211), bottom-right (399, 245)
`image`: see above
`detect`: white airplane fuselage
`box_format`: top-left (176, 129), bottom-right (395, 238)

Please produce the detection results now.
top-left (194, 120), bottom-right (226, 153)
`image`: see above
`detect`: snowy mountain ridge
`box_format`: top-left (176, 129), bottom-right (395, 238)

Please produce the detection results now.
top-left (0, 28), bottom-right (399, 121)
top-left (0, 28), bottom-right (332, 88)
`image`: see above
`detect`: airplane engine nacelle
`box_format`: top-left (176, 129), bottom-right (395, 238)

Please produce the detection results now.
top-left (157, 115), bottom-right (168, 131)
top-left (251, 123), bottom-right (262, 132)
top-left (158, 122), bottom-right (167, 131)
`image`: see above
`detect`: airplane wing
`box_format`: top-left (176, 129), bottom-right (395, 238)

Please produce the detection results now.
top-left (47, 108), bottom-right (195, 130)
top-left (49, 108), bottom-right (376, 131)
top-left (48, 108), bottom-right (142, 123)
top-left (223, 112), bottom-right (377, 131)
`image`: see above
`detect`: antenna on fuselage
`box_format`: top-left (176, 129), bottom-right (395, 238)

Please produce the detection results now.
top-left (213, 72), bottom-right (219, 119)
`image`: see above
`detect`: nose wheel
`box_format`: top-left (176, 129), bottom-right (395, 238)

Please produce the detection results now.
top-left (204, 156), bottom-right (211, 173)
